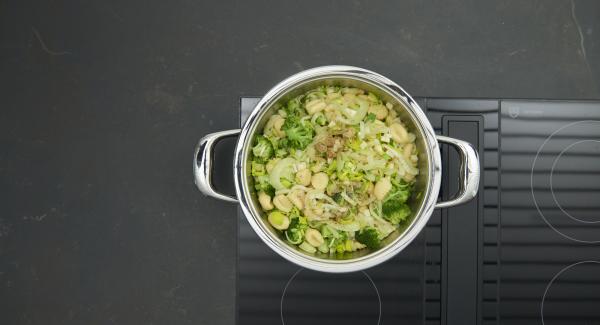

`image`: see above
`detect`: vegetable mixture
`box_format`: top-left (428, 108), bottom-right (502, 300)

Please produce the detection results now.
top-left (251, 85), bottom-right (419, 255)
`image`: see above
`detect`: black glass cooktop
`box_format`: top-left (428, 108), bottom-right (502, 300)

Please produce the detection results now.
top-left (237, 98), bottom-right (600, 325)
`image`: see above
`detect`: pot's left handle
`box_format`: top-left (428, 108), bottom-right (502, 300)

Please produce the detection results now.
top-left (193, 129), bottom-right (241, 203)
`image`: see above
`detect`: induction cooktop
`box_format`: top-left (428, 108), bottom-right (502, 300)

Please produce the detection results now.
top-left (236, 98), bottom-right (600, 325)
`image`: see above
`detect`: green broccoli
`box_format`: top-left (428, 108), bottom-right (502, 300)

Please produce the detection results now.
top-left (284, 97), bottom-right (304, 117)
top-left (379, 180), bottom-right (413, 224)
top-left (381, 199), bottom-right (411, 225)
top-left (385, 181), bottom-right (411, 203)
top-left (315, 114), bottom-right (327, 126)
top-left (288, 207), bottom-right (302, 219)
top-left (365, 113), bottom-right (376, 122)
top-left (251, 162), bottom-right (265, 177)
top-left (264, 134), bottom-right (291, 157)
top-left (254, 175), bottom-right (275, 196)
top-left (281, 115), bottom-right (314, 149)
top-left (252, 135), bottom-right (273, 161)
top-left (332, 192), bottom-right (344, 205)
top-left (355, 227), bottom-right (381, 249)
top-left (274, 148), bottom-right (288, 158)
top-left (284, 212), bottom-right (308, 244)
top-left (320, 225), bottom-right (350, 253)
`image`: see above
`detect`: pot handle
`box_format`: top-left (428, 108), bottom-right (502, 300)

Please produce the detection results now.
top-left (434, 135), bottom-right (480, 209)
top-left (193, 129), bottom-right (241, 203)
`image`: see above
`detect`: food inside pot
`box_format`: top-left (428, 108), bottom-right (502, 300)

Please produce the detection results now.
top-left (250, 85), bottom-right (419, 255)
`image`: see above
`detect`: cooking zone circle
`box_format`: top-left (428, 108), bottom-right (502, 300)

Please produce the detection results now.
top-left (550, 139), bottom-right (600, 224)
top-left (280, 269), bottom-right (381, 325)
top-left (531, 120), bottom-right (600, 243)
top-left (541, 261), bottom-right (600, 325)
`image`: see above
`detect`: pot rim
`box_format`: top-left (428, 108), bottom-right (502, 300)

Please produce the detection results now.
top-left (234, 65), bottom-right (441, 273)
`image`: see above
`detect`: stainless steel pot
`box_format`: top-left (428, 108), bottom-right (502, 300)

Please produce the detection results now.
top-left (194, 66), bottom-right (479, 273)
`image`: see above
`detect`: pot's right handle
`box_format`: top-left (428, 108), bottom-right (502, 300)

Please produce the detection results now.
top-left (193, 129), bottom-right (240, 203)
top-left (434, 135), bottom-right (480, 209)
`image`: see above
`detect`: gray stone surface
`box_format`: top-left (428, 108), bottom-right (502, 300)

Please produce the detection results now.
top-left (0, 0), bottom-right (598, 324)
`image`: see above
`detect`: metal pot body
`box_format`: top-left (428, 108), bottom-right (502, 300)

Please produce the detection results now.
top-left (194, 66), bottom-right (479, 273)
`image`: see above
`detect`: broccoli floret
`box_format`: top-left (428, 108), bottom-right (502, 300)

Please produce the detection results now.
top-left (381, 200), bottom-right (411, 225)
top-left (252, 135), bottom-right (273, 161)
top-left (332, 192), bottom-right (344, 204)
top-left (254, 175), bottom-right (275, 196)
top-left (284, 97), bottom-right (304, 117)
top-left (320, 226), bottom-right (350, 253)
top-left (284, 213), bottom-right (308, 244)
top-left (381, 180), bottom-right (413, 221)
top-left (385, 181), bottom-right (411, 203)
top-left (355, 227), bottom-right (381, 249)
top-left (365, 113), bottom-right (376, 122)
top-left (288, 207), bottom-right (302, 219)
top-left (315, 114), bottom-right (327, 126)
top-left (274, 148), bottom-right (288, 158)
top-left (251, 161), bottom-right (265, 176)
top-left (265, 134), bottom-right (291, 157)
top-left (281, 115), bottom-right (314, 149)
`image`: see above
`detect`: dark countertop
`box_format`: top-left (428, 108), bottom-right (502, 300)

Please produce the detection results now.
top-left (1, 1), bottom-right (599, 324)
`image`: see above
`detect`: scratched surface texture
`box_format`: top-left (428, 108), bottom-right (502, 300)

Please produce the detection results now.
top-left (0, 0), bottom-right (599, 324)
